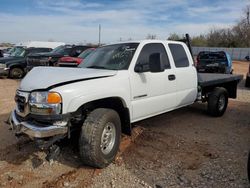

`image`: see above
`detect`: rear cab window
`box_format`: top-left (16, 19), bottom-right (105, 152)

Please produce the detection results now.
top-left (168, 43), bottom-right (189, 68)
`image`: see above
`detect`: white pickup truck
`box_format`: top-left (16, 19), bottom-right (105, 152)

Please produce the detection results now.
top-left (9, 39), bottom-right (242, 168)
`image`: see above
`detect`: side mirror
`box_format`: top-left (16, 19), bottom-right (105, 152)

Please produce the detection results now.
top-left (134, 64), bottom-right (144, 73)
top-left (149, 53), bottom-right (164, 73)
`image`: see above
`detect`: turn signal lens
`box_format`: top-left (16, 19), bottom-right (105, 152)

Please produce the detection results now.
top-left (47, 92), bottom-right (62, 104)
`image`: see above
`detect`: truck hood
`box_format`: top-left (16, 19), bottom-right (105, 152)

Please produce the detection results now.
top-left (19, 67), bottom-right (117, 91)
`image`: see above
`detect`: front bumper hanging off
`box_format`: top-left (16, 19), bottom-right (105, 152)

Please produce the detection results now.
top-left (9, 110), bottom-right (68, 138)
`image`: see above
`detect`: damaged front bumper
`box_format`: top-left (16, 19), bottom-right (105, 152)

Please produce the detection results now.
top-left (9, 110), bottom-right (68, 138)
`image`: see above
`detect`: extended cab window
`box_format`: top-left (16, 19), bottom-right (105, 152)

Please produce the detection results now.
top-left (169, 44), bottom-right (189, 68)
top-left (136, 43), bottom-right (170, 72)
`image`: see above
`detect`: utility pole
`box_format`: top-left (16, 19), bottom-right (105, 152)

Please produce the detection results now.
top-left (246, 5), bottom-right (250, 25)
top-left (247, 8), bottom-right (250, 25)
top-left (98, 24), bottom-right (101, 46)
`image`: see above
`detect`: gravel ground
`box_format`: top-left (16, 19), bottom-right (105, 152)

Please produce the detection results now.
top-left (0, 61), bottom-right (249, 188)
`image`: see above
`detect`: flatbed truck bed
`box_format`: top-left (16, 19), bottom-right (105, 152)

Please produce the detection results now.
top-left (198, 73), bottom-right (243, 87)
top-left (197, 73), bottom-right (243, 99)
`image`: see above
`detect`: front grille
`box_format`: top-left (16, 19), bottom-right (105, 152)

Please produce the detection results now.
top-left (15, 95), bottom-right (26, 112)
top-left (15, 90), bottom-right (30, 117)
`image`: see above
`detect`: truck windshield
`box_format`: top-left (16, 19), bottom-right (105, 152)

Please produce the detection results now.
top-left (78, 48), bottom-right (95, 59)
top-left (9, 47), bottom-right (26, 57)
top-left (51, 45), bottom-right (72, 55)
top-left (79, 43), bottom-right (139, 70)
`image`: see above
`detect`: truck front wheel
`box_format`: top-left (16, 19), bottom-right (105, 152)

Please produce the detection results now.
top-left (9, 67), bottom-right (24, 79)
top-left (79, 108), bottom-right (121, 168)
top-left (207, 87), bottom-right (228, 117)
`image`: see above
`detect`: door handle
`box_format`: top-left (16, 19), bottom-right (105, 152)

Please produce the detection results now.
top-left (168, 74), bottom-right (176, 81)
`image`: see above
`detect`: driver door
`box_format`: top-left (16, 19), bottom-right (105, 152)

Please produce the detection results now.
top-left (129, 43), bottom-right (177, 122)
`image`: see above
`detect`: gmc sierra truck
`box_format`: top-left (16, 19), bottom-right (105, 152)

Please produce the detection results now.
top-left (8, 39), bottom-right (242, 168)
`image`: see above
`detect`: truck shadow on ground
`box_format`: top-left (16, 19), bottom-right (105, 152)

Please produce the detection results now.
top-left (120, 100), bottom-right (250, 187)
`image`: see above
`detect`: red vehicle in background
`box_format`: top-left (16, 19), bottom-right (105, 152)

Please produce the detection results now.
top-left (57, 48), bottom-right (95, 67)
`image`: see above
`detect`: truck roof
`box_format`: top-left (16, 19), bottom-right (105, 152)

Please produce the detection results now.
top-left (104, 40), bottom-right (185, 46)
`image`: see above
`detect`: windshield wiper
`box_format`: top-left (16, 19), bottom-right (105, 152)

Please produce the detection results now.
top-left (86, 65), bottom-right (108, 69)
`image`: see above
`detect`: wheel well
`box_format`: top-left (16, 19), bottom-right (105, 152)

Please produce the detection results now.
top-left (202, 81), bottom-right (238, 99)
top-left (73, 97), bottom-right (131, 135)
top-left (10, 65), bottom-right (24, 70)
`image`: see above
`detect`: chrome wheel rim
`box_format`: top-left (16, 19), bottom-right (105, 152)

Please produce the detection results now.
top-left (100, 122), bottom-right (116, 155)
top-left (218, 95), bottom-right (225, 111)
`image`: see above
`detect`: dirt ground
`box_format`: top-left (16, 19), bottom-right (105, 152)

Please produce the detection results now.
top-left (0, 61), bottom-right (249, 188)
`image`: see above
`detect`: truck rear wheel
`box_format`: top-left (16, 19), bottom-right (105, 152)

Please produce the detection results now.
top-left (207, 87), bottom-right (228, 117)
top-left (79, 108), bottom-right (121, 168)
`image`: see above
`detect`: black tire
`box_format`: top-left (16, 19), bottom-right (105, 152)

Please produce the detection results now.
top-left (245, 76), bottom-right (250, 87)
top-left (79, 108), bottom-right (121, 168)
top-left (9, 67), bottom-right (24, 79)
top-left (207, 87), bottom-right (228, 117)
top-left (248, 151), bottom-right (250, 183)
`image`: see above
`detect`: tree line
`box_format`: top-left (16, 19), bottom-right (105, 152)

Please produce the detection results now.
top-left (167, 6), bottom-right (250, 48)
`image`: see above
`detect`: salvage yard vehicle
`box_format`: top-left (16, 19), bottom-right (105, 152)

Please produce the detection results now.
top-left (8, 37), bottom-right (243, 168)
top-left (57, 48), bottom-right (95, 67)
top-left (196, 51), bottom-right (233, 74)
top-left (0, 49), bottom-right (3, 57)
top-left (3, 41), bottom-right (64, 57)
top-left (0, 47), bottom-right (52, 78)
top-left (26, 45), bottom-right (92, 70)
top-left (245, 63), bottom-right (250, 87)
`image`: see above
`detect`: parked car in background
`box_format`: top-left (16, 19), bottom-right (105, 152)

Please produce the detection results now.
top-left (0, 47), bottom-right (52, 78)
top-left (3, 41), bottom-right (64, 57)
top-left (3, 47), bottom-right (16, 57)
top-left (26, 45), bottom-right (92, 70)
top-left (2, 47), bottom-right (12, 57)
top-left (57, 48), bottom-right (95, 67)
top-left (0, 50), bottom-right (3, 57)
top-left (196, 51), bottom-right (233, 74)
top-left (245, 63), bottom-right (250, 87)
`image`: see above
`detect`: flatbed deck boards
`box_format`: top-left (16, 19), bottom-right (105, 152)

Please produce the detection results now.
top-left (198, 73), bottom-right (243, 87)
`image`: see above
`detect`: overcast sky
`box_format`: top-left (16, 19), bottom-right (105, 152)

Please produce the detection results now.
top-left (0, 0), bottom-right (249, 44)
